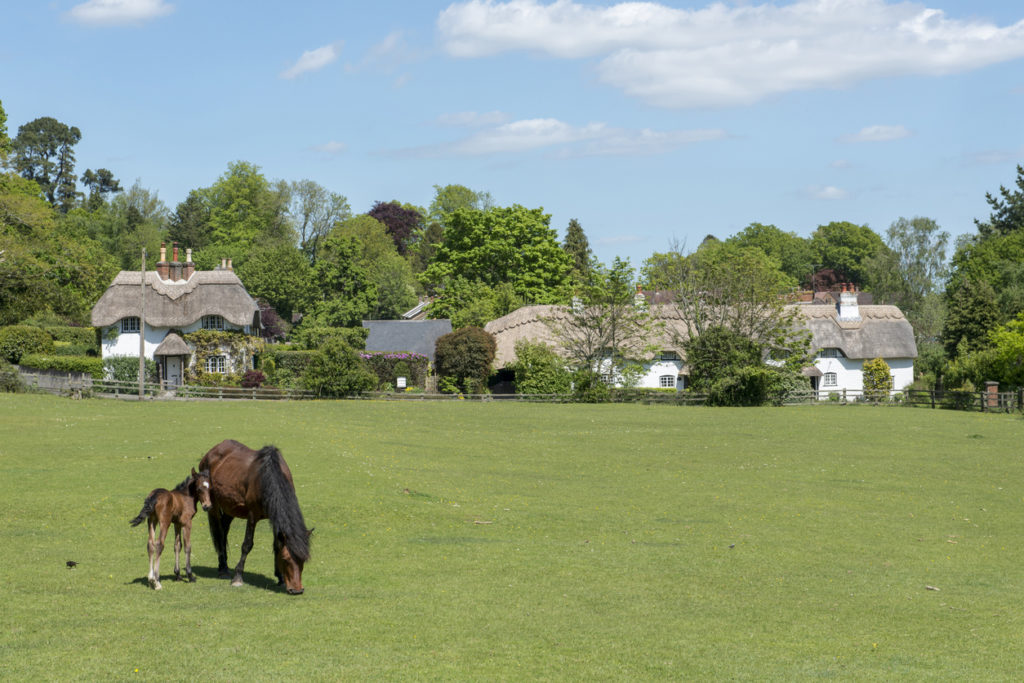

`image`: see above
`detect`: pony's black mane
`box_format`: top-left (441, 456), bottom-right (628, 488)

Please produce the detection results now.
top-left (256, 445), bottom-right (310, 562)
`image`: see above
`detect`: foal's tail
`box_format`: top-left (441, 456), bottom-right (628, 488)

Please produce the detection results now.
top-left (129, 492), bottom-right (158, 527)
top-left (257, 445), bottom-right (310, 562)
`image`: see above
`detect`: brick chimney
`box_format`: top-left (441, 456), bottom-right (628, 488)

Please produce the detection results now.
top-left (169, 242), bottom-right (183, 282)
top-left (837, 283), bottom-right (861, 322)
top-left (156, 242), bottom-right (169, 280)
top-left (183, 248), bottom-right (195, 280)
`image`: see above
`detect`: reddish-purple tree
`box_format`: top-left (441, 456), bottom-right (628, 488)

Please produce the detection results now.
top-left (367, 201), bottom-right (422, 255)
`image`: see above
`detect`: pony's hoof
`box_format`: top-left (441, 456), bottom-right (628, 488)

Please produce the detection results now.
top-left (187, 575), bottom-right (196, 583)
top-left (153, 582), bottom-right (163, 591)
top-left (173, 574), bottom-right (182, 582)
top-left (231, 579), bottom-right (244, 587)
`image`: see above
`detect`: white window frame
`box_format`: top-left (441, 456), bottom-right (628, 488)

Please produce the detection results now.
top-left (659, 375), bottom-right (676, 388)
top-left (202, 315), bottom-right (225, 330)
top-left (205, 355), bottom-right (226, 374)
top-left (120, 317), bottom-right (140, 333)
top-left (823, 372), bottom-right (838, 387)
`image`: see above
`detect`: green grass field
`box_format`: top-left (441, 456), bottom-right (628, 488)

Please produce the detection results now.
top-left (2, 393), bottom-right (1023, 680)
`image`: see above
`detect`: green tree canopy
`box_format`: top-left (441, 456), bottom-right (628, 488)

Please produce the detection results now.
top-left (423, 204), bottom-right (571, 305)
top-left (290, 179), bottom-right (350, 265)
top-left (562, 218), bottom-right (592, 284)
top-left (810, 221), bottom-right (886, 287)
top-left (337, 214), bottom-right (417, 319)
top-left (236, 243), bottom-right (315, 323)
top-left (726, 223), bottom-right (815, 286)
top-left (12, 116), bottom-right (82, 212)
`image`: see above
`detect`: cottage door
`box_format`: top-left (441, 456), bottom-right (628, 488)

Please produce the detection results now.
top-left (166, 357), bottom-right (182, 386)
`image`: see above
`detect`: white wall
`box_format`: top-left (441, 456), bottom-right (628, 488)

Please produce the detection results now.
top-left (814, 356), bottom-right (915, 397)
top-left (100, 319), bottom-right (247, 360)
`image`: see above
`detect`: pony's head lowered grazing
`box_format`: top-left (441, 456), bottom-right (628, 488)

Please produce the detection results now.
top-left (257, 445), bottom-right (312, 594)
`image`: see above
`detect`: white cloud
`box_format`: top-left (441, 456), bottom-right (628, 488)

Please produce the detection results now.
top-left (438, 0), bottom-right (1024, 108)
top-left (840, 125), bottom-right (912, 143)
top-left (403, 116), bottom-right (725, 157)
top-left (67, 0), bottom-right (173, 25)
top-left (809, 185), bottom-right (849, 200)
top-left (281, 43), bottom-right (342, 80)
top-left (347, 31), bottom-right (422, 74)
top-left (311, 141), bottom-right (347, 155)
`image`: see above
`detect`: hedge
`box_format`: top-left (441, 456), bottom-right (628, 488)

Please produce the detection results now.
top-left (46, 326), bottom-right (98, 346)
top-left (19, 354), bottom-right (105, 379)
top-left (0, 326), bottom-right (55, 363)
top-left (360, 352), bottom-right (429, 390)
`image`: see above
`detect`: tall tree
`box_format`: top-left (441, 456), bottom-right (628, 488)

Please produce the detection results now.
top-left (337, 214), bottom-right (417, 319)
top-left (194, 161), bottom-right (292, 269)
top-left (975, 164), bottom-right (1024, 239)
top-left (942, 278), bottom-right (1000, 357)
top-left (236, 243), bottom-right (315, 323)
top-left (304, 229), bottom-right (376, 328)
top-left (12, 116), bottom-right (82, 212)
top-left (367, 200), bottom-right (422, 255)
top-left (863, 216), bottom-right (949, 343)
top-left (562, 218), bottom-right (592, 284)
top-left (289, 179), bottom-right (350, 265)
top-left (810, 221), bottom-right (886, 287)
top-left (80, 168), bottom-right (122, 211)
top-left (662, 240), bottom-right (809, 368)
top-left (422, 204), bottom-right (571, 305)
top-left (727, 222), bottom-right (816, 286)
top-left (166, 190), bottom-right (212, 251)
top-left (546, 257), bottom-right (654, 383)
top-left (0, 99), bottom-right (10, 165)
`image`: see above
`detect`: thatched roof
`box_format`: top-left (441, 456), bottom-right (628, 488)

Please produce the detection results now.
top-left (484, 304), bottom-right (691, 368)
top-left (153, 333), bottom-right (189, 357)
top-left (91, 270), bottom-right (259, 328)
top-left (790, 304), bottom-right (917, 359)
top-left (362, 319), bottom-right (453, 362)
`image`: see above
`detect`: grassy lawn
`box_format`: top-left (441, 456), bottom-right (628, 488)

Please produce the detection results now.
top-left (1, 393), bottom-right (1023, 680)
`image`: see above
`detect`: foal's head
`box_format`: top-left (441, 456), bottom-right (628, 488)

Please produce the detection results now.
top-left (189, 468), bottom-right (213, 512)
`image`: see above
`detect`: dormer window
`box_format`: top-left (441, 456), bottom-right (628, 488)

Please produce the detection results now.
top-left (202, 315), bottom-right (225, 330)
top-left (817, 348), bottom-right (845, 359)
top-left (660, 350), bottom-right (681, 361)
top-left (120, 317), bottom-right (140, 333)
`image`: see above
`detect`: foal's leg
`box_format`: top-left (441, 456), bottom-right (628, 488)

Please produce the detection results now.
top-left (172, 521), bottom-right (183, 580)
top-left (146, 518), bottom-right (160, 590)
top-left (152, 519), bottom-right (170, 590)
top-left (231, 516), bottom-right (258, 587)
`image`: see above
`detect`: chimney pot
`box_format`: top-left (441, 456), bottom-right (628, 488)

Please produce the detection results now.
top-left (227, 258), bottom-right (233, 271)
top-left (172, 242), bottom-right (179, 263)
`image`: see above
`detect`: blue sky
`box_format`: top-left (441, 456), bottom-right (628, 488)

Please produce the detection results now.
top-left (2, 0), bottom-right (1023, 267)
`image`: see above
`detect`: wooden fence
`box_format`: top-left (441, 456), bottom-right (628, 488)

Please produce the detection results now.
top-left (13, 366), bottom-right (1024, 411)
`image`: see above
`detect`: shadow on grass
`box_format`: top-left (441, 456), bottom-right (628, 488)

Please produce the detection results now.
top-left (127, 567), bottom-right (283, 592)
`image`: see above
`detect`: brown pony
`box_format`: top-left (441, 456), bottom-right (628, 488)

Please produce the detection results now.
top-left (198, 440), bottom-right (311, 595)
top-left (130, 468), bottom-right (213, 590)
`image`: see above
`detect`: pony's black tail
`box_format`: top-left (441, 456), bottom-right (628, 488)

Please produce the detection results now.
top-left (130, 492), bottom-right (158, 527)
top-left (257, 446), bottom-right (310, 562)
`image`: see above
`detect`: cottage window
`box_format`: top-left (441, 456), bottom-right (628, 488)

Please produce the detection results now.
top-left (659, 375), bottom-right (676, 388)
top-left (660, 350), bottom-right (680, 361)
top-left (120, 317), bottom-right (140, 333)
top-left (206, 355), bottom-right (226, 374)
top-left (817, 348), bottom-right (844, 359)
top-left (202, 315), bottom-right (225, 330)
top-left (823, 372), bottom-right (838, 387)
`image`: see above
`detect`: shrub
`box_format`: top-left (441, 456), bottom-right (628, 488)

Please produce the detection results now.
top-left (241, 370), bottom-right (266, 388)
top-left (0, 359), bottom-right (24, 393)
top-left (571, 369), bottom-right (611, 403)
top-left (290, 325), bottom-right (368, 351)
top-left (46, 326), bottom-right (97, 346)
top-left (360, 352), bottom-right (429, 390)
top-left (21, 354), bottom-right (105, 379)
top-left (103, 356), bottom-right (158, 383)
top-left (434, 326), bottom-right (496, 394)
top-left (302, 337), bottom-right (377, 397)
top-left (53, 341), bottom-right (98, 357)
top-left (0, 326), bottom-right (55, 364)
top-left (862, 358), bottom-right (893, 403)
top-left (509, 340), bottom-right (571, 394)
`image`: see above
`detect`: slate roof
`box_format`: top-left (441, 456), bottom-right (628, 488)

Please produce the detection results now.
top-left (361, 320), bottom-right (453, 363)
top-left (91, 270), bottom-right (260, 329)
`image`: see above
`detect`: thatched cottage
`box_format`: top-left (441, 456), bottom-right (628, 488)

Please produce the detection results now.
top-left (794, 285), bottom-right (917, 395)
top-left (90, 244), bottom-right (261, 386)
top-left (484, 303), bottom-right (692, 390)
top-left (485, 286), bottom-right (917, 395)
